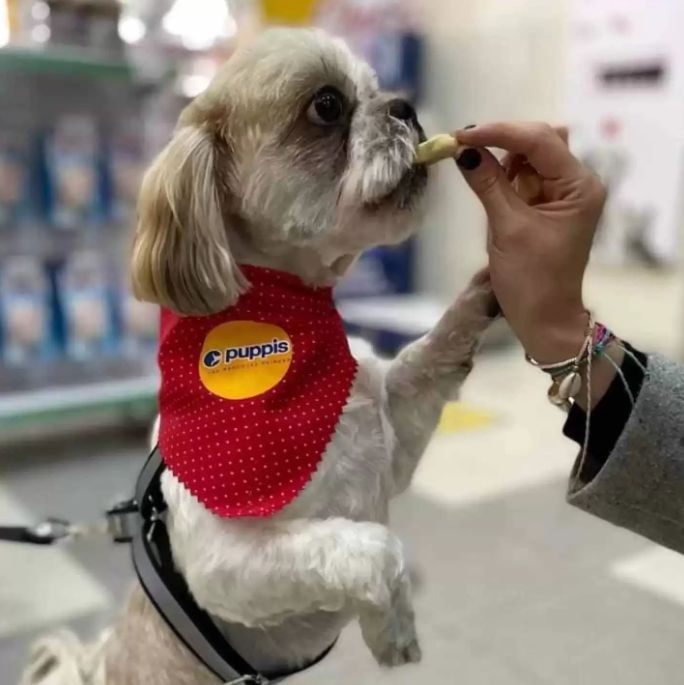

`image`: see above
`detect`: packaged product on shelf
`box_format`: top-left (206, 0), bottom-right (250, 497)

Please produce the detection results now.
top-left (110, 117), bottom-right (145, 223)
top-left (0, 131), bottom-right (31, 230)
top-left (315, 0), bottom-right (423, 104)
top-left (87, 0), bottom-right (124, 57)
top-left (122, 291), bottom-right (159, 357)
top-left (56, 251), bottom-right (118, 360)
top-left (46, 0), bottom-right (91, 48)
top-left (47, 115), bottom-right (104, 230)
top-left (0, 257), bottom-right (56, 366)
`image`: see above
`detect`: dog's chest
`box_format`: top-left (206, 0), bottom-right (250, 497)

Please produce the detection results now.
top-left (164, 359), bottom-right (393, 525)
top-left (280, 360), bottom-right (394, 523)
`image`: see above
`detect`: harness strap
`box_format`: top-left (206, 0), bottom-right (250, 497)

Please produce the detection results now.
top-left (132, 448), bottom-right (337, 684)
top-left (132, 448), bottom-right (268, 683)
top-left (0, 446), bottom-right (337, 683)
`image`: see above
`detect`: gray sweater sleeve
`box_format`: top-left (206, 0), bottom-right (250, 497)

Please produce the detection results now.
top-left (568, 354), bottom-right (684, 553)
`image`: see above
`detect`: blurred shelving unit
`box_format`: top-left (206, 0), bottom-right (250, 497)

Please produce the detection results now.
top-left (0, 0), bottom-right (267, 434)
top-left (0, 374), bottom-right (159, 428)
top-left (0, 44), bottom-right (132, 76)
top-left (0, 0), bottom-right (161, 434)
top-left (339, 294), bottom-right (512, 357)
top-left (0, 0), bottom-right (252, 434)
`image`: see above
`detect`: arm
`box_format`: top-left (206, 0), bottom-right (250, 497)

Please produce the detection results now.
top-left (528, 318), bottom-right (684, 553)
top-left (563, 351), bottom-right (684, 555)
top-left (451, 122), bottom-right (684, 553)
top-left (563, 343), bottom-right (646, 483)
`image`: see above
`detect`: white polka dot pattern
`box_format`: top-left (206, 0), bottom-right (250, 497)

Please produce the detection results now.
top-left (157, 265), bottom-right (358, 518)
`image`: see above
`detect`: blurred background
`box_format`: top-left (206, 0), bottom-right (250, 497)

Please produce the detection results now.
top-left (2, 0), bottom-right (684, 683)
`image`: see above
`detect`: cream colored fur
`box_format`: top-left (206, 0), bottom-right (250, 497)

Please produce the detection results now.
top-left (21, 28), bottom-right (497, 685)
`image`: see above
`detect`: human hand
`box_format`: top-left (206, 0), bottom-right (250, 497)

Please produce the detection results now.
top-left (453, 122), bottom-right (607, 363)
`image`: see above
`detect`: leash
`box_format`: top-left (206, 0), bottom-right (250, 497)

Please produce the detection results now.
top-left (0, 506), bottom-right (135, 546)
top-left (0, 448), bottom-right (336, 685)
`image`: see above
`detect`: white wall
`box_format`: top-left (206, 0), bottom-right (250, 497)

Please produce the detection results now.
top-left (416, 0), bottom-right (570, 295)
top-left (415, 0), bottom-right (684, 357)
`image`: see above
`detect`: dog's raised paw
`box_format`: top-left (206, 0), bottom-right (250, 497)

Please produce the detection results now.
top-left (376, 635), bottom-right (422, 667)
top-left (361, 604), bottom-right (422, 668)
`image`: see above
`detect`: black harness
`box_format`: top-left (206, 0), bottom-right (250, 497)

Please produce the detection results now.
top-left (1, 447), bottom-right (336, 684)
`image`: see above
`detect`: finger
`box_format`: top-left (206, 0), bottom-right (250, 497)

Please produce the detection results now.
top-left (515, 165), bottom-right (543, 204)
top-left (503, 124), bottom-right (568, 181)
top-left (455, 146), bottom-right (526, 222)
top-left (503, 153), bottom-right (526, 182)
top-left (456, 122), bottom-right (583, 180)
top-left (501, 154), bottom-right (543, 202)
top-left (470, 265), bottom-right (491, 287)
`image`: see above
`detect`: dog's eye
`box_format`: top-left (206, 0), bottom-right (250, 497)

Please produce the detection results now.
top-left (307, 87), bottom-right (345, 125)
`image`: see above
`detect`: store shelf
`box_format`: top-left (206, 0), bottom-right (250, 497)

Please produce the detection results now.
top-left (0, 224), bottom-right (125, 259)
top-left (0, 46), bottom-right (133, 79)
top-left (339, 294), bottom-right (446, 337)
top-left (0, 375), bottom-right (159, 428)
top-left (339, 294), bottom-right (514, 354)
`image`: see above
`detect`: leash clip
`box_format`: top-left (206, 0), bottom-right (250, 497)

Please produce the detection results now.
top-left (29, 518), bottom-right (73, 544)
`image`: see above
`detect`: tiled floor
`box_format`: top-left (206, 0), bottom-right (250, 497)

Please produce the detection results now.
top-left (3, 342), bottom-right (684, 684)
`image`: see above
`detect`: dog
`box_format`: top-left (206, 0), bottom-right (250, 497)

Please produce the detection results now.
top-left (21, 27), bottom-right (497, 685)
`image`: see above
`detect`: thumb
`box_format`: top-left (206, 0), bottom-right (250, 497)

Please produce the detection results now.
top-left (455, 146), bottom-right (524, 221)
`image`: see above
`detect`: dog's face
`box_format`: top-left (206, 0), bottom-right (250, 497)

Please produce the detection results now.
top-left (132, 29), bottom-right (428, 315)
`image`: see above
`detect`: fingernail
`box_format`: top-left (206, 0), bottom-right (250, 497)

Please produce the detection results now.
top-left (464, 124), bottom-right (477, 130)
top-left (456, 148), bottom-right (482, 171)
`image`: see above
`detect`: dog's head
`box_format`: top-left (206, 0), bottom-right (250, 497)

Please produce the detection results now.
top-left (132, 28), bottom-right (428, 315)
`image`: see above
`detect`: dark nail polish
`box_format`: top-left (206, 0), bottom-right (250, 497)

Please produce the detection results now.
top-left (464, 124), bottom-right (477, 130)
top-left (486, 296), bottom-right (502, 319)
top-left (456, 148), bottom-right (482, 171)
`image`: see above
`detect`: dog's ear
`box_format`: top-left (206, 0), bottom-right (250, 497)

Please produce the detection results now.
top-left (131, 124), bottom-right (248, 315)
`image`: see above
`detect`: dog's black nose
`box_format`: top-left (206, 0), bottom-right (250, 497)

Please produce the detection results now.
top-left (388, 98), bottom-right (417, 124)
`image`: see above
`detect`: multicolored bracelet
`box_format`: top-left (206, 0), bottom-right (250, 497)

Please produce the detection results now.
top-left (525, 314), bottom-right (615, 411)
top-left (527, 317), bottom-right (639, 480)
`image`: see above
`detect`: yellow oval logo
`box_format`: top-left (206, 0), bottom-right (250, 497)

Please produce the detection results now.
top-left (199, 321), bottom-right (293, 400)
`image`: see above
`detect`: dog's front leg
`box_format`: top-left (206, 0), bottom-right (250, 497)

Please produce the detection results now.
top-left (384, 270), bottom-right (498, 494)
top-left (166, 492), bottom-right (421, 667)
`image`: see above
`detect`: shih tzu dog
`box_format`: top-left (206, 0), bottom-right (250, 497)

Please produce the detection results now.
top-left (22, 27), bottom-right (497, 685)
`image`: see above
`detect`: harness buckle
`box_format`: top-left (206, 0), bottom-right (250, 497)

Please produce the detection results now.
top-left (106, 499), bottom-right (139, 544)
top-left (225, 675), bottom-right (270, 685)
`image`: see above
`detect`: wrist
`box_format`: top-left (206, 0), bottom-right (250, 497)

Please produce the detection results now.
top-left (521, 311), bottom-right (590, 364)
top-left (574, 342), bottom-right (624, 411)
top-left (523, 312), bottom-right (623, 412)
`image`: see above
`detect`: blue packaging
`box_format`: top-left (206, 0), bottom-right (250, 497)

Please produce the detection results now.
top-left (0, 257), bottom-right (56, 366)
top-left (109, 117), bottom-right (145, 224)
top-left (335, 239), bottom-right (416, 300)
top-left (121, 288), bottom-right (159, 357)
top-left (56, 251), bottom-right (119, 360)
top-left (47, 115), bottom-right (104, 230)
top-left (371, 31), bottom-right (423, 105)
top-left (0, 131), bottom-right (32, 230)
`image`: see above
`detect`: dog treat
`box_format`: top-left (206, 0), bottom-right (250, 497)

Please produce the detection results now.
top-left (415, 134), bottom-right (460, 166)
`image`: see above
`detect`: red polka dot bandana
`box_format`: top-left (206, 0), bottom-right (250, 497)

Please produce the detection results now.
top-left (157, 265), bottom-right (358, 518)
